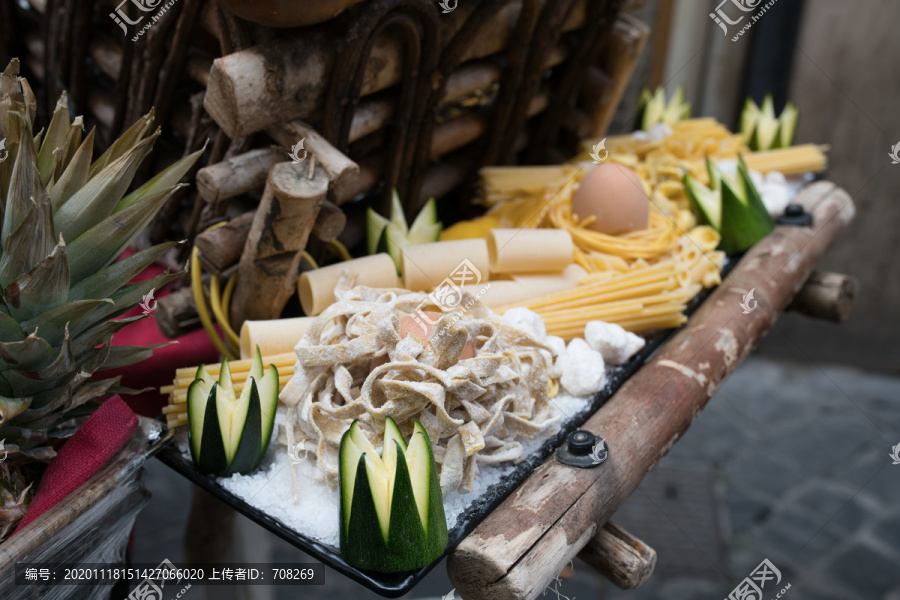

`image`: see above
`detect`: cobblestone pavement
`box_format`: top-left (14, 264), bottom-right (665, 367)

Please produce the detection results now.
top-left (132, 355), bottom-right (900, 600)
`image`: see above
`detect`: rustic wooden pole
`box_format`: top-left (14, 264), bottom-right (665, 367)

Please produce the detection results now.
top-left (203, 0), bottom-right (590, 138)
top-left (229, 162), bottom-right (328, 326)
top-left (447, 182), bottom-right (856, 599)
top-left (577, 521), bottom-right (656, 590)
top-left (589, 14), bottom-right (650, 137)
top-left (788, 270), bottom-right (858, 323)
top-left (267, 120), bottom-right (360, 203)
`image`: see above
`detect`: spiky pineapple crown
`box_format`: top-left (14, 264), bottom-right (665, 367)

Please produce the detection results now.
top-left (0, 59), bottom-right (203, 467)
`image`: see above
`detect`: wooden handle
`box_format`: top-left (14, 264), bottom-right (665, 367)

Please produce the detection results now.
top-left (578, 521), bottom-right (656, 590)
top-left (788, 270), bottom-right (858, 323)
top-left (446, 182), bottom-right (856, 600)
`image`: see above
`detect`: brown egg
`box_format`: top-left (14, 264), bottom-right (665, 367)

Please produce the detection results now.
top-left (572, 163), bottom-right (650, 235)
top-left (370, 311), bottom-right (475, 371)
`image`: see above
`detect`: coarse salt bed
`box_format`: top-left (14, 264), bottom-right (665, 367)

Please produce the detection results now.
top-left (184, 388), bottom-right (599, 551)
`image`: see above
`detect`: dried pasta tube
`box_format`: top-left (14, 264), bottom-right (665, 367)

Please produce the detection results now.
top-left (462, 265), bottom-right (586, 308)
top-left (402, 239), bottom-right (491, 292)
top-left (298, 253), bottom-right (398, 315)
top-left (239, 317), bottom-right (315, 359)
top-left (488, 228), bottom-right (574, 274)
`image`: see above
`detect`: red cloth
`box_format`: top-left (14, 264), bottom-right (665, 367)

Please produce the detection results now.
top-left (13, 395), bottom-right (139, 535)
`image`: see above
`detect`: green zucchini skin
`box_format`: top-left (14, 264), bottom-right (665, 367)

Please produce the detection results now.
top-left (339, 419), bottom-right (449, 573)
top-left (227, 379), bottom-right (264, 475)
top-left (718, 158), bottom-right (775, 254)
top-left (196, 383), bottom-right (228, 475)
top-left (186, 348), bottom-right (278, 477)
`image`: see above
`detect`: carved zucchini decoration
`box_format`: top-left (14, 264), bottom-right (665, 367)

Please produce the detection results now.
top-left (339, 417), bottom-right (448, 572)
top-left (187, 346), bottom-right (279, 476)
top-left (683, 156), bottom-right (775, 254)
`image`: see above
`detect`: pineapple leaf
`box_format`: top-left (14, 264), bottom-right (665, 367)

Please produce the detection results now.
top-left (67, 184), bottom-right (183, 284)
top-left (0, 191), bottom-right (56, 289)
top-left (19, 327), bottom-right (75, 383)
top-left (3, 237), bottom-right (69, 321)
top-left (0, 332), bottom-right (54, 371)
top-left (82, 271), bottom-right (180, 327)
top-left (116, 143), bottom-right (206, 212)
top-left (70, 315), bottom-right (144, 359)
top-left (19, 76), bottom-right (36, 127)
top-left (2, 112), bottom-right (46, 248)
top-left (101, 344), bottom-right (167, 370)
top-left (68, 240), bottom-right (180, 303)
top-left (89, 109), bottom-right (155, 178)
top-left (0, 312), bottom-right (24, 343)
top-left (37, 92), bottom-right (70, 185)
top-left (49, 127), bottom-right (95, 212)
top-left (51, 115), bottom-right (84, 184)
top-left (0, 395), bottom-right (32, 425)
top-left (53, 130), bottom-right (159, 243)
top-left (19, 298), bottom-right (111, 348)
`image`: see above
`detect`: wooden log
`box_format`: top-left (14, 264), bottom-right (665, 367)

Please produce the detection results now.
top-left (788, 270), bottom-right (858, 323)
top-left (446, 182), bottom-right (856, 599)
top-left (195, 211), bottom-right (256, 273)
top-left (311, 201), bottom-right (347, 242)
top-left (155, 285), bottom-right (201, 339)
top-left (196, 147), bottom-right (283, 204)
top-left (267, 120), bottom-right (360, 203)
top-left (590, 14), bottom-right (650, 137)
top-left (577, 521), bottom-right (656, 590)
top-left (203, 0), bottom-right (590, 138)
top-left (346, 47), bottom-right (566, 146)
top-left (88, 34), bottom-right (123, 80)
top-left (229, 162), bottom-right (329, 325)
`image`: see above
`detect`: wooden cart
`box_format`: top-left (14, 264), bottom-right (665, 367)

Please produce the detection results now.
top-left (0, 1), bottom-right (858, 597)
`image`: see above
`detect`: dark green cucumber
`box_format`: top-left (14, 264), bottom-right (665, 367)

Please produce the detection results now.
top-left (339, 416), bottom-right (448, 573)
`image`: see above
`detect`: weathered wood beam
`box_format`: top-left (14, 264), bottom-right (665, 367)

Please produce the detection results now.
top-left (447, 182), bottom-right (856, 599)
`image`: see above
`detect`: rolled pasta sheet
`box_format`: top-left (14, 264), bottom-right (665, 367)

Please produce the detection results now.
top-left (240, 317), bottom-right (315, 359)
top-left (298, 253), bottom-right (399, 315)
top-left (402, 239), bottom-right (491, 292)
top-left (488, 228), bottom-right (574, 274)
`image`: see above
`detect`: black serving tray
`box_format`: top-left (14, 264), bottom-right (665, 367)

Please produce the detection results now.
top-left (156, 257), bottom-right (736, 597)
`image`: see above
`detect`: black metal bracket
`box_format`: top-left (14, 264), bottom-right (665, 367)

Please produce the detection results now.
top-left (777, 203), bottom-right (813, 226)
top-left (556, 430), bottom-right (609, 468)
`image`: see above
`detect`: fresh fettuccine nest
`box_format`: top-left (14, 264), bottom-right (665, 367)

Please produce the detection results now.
top-left (279, 285), bottom-right (561, 496)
